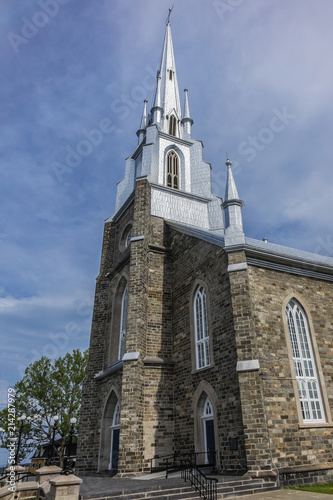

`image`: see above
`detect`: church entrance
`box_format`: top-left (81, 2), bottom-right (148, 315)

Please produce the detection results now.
top-left (99, 391), bottom-right (120, 472)
top-left (202, 397), bottom-right (216, 465)
top-left (109, 402), bottom-right (120, 470)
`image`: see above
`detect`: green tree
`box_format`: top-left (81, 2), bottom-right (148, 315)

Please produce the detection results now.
top-left (0, 349), bottom-right (88, 467)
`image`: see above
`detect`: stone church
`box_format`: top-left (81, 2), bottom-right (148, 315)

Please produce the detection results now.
top-left (76, 20), bottom-right (333, 486)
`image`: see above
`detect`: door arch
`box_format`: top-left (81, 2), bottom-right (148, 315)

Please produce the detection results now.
top-left (193, 386), bottom-right (217, 467)
top-left (99, 390), bottom-right (120, 472)
top-left (202, 397), bottom-right (215, 465)
top-left (109, 402), bottom-right (120, 470)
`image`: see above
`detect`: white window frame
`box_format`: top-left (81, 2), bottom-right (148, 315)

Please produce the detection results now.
top-left (166, 150), bottom-right (179, 189)
top-left (118, 285), bottom-right (128, 360)
top-left (194, 286), bottom-right (211, 370)
top-left (286, 299), bottom-right (325, 423)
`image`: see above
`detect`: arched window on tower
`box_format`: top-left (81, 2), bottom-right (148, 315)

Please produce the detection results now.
top-left (169, 115), bottom-right (177, 136)
top-left (286, 299), bottom-right (325, 423)
top-left (194, 286), bottom-right (211, 370)
top-left (167, 151), bottom-right (179, 189)
top-left (118, 285), bottom-right (128, 360)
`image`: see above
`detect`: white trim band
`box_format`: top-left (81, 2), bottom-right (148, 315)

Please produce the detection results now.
top-left (236, 359), bottom-right (260, 372)
top-left (130, 236), bottom-right (145, 242)
top-left (123, 352), bottom-right (140, 361)
top-left (228, 262), bottom-right (248, 272)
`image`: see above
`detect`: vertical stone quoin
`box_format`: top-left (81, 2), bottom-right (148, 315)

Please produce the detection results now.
top-left (227, 250), bottom-right (272, 476)
top-left (117, 179), bottom-right (151, 475)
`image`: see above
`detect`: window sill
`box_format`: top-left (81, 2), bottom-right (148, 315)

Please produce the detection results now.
top-left (192, 363), bottom-right (214, 375)
top-left (94, 360), bottom-right (123, 380)
top-left (298, 422), bottom-right (333, 429)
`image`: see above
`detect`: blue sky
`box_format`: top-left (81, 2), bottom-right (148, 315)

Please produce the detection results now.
top-left (1, 0), bottom-right (333, 464)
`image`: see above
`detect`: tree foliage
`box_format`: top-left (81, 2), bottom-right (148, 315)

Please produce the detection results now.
top-left (0, 349), bottom-right (88, 466)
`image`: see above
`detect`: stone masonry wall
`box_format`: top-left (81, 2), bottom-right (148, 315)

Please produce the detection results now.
top-left (170, 231), bottom-right (247, 472)
top-left (247, 265), bottom-right (333, 471)
top-left (227, 252), bottom-right (272, 474)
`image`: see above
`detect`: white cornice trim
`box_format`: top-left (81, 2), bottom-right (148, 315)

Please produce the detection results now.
top-left (150, 183), bottom-right (211, 203)
top-left (158, 131), bottom-right (194, 147)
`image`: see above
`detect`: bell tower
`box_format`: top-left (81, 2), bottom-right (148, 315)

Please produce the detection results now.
top-left (77, 19), bottom-right (227, 476)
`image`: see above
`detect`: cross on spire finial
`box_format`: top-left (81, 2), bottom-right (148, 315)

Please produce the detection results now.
top-left (166, 5), bottom-right (174, 25)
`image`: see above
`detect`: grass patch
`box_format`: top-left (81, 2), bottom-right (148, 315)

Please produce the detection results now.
top-left (286, 482), bottom-right (333, 494)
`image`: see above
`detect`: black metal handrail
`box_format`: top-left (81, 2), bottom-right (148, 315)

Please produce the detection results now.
top-left (181, 462), bottom-right (218, 500)
top-left (147, 452), bottom-right (218, 499)
top-left (148, 450), bottom-right (217, 474)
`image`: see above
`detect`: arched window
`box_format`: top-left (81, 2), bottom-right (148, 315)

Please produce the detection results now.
top-left (286, 299), bottom-right (325, 422)
top-left (124, 227), bottom-right (132, 248)
top-left (194, 286), bottom-right (211, 369)
top-left (167, 151), bottom-right (179, 189)
top-left (168, 115), bottom-right (177, 136)
top-left (203, 397), bottom-right (213, 418)
top-left (118, 285), bottom-right (128, 360)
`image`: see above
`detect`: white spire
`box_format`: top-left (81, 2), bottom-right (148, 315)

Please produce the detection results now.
top-left (181, 88), bottom-right (193, 137)
top-left (223, 158), bottom-right (245, 246)
top-left (151, 21), bottom-right (181, 131)
top-left (137, 99), bottom-right (147, 144)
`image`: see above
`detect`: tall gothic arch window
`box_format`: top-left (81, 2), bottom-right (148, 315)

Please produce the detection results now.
top-left (167, 151), bottom-right (179, 189)
top-left (118, 285), bottom-right (128, 360)
top-left (169, 115), bottom-right (177, 136)
top-left (194, 286), bottom-right (211, 369)
top-left (286, 299), bottom-right (325, 422)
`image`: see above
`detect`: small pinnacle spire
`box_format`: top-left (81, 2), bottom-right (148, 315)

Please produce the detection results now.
top-left (137, 99), bottom-right (148, 144)
top-left (181, 88), bottom-right (193, 136)
top-left (151, 75), bottom-right (162, 125)
top-left (140, 99), bottom-right (148, 129)
top-left (224, 158), bottom-right (239, 201)
top-left (222, 157), bottom-right (245, 246)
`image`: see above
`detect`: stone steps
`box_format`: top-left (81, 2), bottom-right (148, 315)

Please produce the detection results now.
top-left (81, 475), bottom-right (278, 500)
top-left (84, 484), bottom-right (200, 500)
top-left (215, 476), bottom-right (278, 498)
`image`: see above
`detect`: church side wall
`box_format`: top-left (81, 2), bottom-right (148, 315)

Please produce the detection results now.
top-left (247, 265), bottom-right (333, 477)
top-left (170, 232), bottom-right (247, 472)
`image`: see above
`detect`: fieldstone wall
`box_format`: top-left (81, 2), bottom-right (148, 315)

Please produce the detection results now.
top-left (247, 265), bottom-right (333, 470)
top-left (170, 232), bottom-right (247, 473)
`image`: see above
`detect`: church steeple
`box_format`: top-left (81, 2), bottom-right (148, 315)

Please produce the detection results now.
top-left (151, 21), bottom-right (181, 133)
top-left (223, 158), bottom-right (245, 246)
top-left (114, 18), bottom-right (224, 236)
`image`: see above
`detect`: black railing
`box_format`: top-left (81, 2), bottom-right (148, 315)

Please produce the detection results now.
top-left (148, 451), bottom-right (217, 475)
top-left (181, 463), bottom-right (218, 500)
top-left (147, 452), bottom-right (218, 500)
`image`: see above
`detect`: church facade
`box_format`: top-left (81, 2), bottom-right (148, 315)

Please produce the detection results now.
top-left (76, 21), bottom-right (333, 486)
